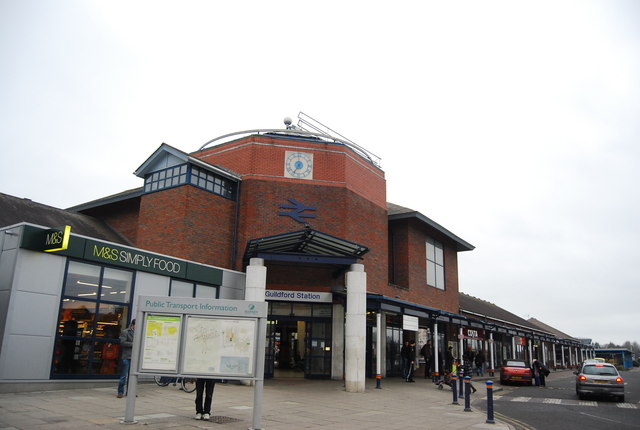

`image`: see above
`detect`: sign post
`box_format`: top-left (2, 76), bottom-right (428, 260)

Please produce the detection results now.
top-left (123, 296), bottom-right (267, 427)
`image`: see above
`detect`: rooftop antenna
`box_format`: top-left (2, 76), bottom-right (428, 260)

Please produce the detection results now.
top-left (295, 112), bottom-right (381, 167)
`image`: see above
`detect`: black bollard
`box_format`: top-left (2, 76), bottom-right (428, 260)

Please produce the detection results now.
top-left (486, 380), bottom-right (495, 424)
top-left (451, 373), bottom-right (459, 405)
top-left (375, 373), bottom-right (382, 389)
top-left (459, 368), bottom-right (465, 398)
top-left (464, 376), bottom-right (472, 412)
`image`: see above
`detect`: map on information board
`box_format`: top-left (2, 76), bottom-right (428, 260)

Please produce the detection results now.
top-left (183, 316), bottom-right (256, 376)
top-left (141, 315), bottom-right (181, 371)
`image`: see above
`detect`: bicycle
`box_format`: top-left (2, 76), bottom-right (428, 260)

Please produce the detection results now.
top-left (153, 375), bottom-right (197, 393)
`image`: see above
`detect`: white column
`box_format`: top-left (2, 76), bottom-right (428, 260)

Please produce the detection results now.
top-left (528, 339), bottom-right (533, 362)
top-left (542, 342), bottom-right (547, 366)
top-left (331, 303), bottom-right (345, 380)
top-left (561, 346), bottom-right (565, 368)
top-left (345, 264), bottom-right (366, 393)
top-left (376, 312), bottom-right (382, 378)
top-left (512, 337), bottom-right (516, 359)
top-left (459, 327), bottom-right (464, 363)
top-left (245, 258), bottom-right (266, 302)
top-left (433, 323), bottom-right (440, 377)
top-left (244, 258), bottom-right (266, 387)
top-left (489, 332), bottom-right (495, 374)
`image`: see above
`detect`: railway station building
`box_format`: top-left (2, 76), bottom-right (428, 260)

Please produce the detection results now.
top-left (0, 119), bottom-right (592, 391)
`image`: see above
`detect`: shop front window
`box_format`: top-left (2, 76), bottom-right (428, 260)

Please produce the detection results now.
top-left (52, 261), bottom-right (133, 378)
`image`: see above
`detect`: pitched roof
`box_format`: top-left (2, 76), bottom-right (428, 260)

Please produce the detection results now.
top-left (527, 317), bottom-right (576, 340)
top-left (459, 292), bottom-right (541, 331)
top-left (387, 202), bottom-right (475, 252)
top-left (0, 192), bottom-right (131, 245)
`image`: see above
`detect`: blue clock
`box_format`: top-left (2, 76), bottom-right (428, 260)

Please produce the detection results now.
top-left (285, 151), bottom-right (313, 179)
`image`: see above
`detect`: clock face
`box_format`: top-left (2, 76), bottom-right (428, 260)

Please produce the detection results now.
top-left (284, 151), bottom-right (313, 179)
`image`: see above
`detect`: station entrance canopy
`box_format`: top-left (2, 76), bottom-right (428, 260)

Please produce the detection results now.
top-left (244, 227), bottom-right (370, 266)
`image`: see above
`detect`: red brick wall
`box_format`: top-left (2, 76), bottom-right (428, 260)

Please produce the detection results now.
top-left (193, 135), bottom-right (386, 208)
top-left (136, 185), bottom-right (236, 267)
top-left (81, 198), bottom-right (141, 245)
top-left (387, 219), bottom-right (460, 313)
top-left (234, 179), bottom-right (389, 290)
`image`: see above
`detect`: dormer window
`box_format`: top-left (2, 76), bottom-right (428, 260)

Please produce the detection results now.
top-left (143, 163), bottom-right (236, 200)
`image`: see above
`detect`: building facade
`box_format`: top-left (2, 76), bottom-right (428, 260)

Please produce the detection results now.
top-left (0, 123), bottom-right (592, 391)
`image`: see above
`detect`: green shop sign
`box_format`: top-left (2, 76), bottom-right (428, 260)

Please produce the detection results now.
top-left (20, 225), bottom-right (222, 285)
top-left (84, 239), bottom-right (187, 277)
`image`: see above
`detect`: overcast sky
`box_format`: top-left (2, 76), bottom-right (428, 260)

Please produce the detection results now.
top-left (1, 1), bottom-right (638, 346)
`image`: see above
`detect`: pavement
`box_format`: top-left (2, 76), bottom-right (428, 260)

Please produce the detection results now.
top-left (0, 376), bottom-right (514, 430)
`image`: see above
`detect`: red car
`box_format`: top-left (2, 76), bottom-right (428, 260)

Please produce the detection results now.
top-left (500, 359), bottom-right (533, 385)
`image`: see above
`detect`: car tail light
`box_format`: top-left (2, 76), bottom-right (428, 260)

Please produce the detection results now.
top-left (616, 377), bottom-right (623, 383)
top-left (579, 375), bottom-right (587, 381)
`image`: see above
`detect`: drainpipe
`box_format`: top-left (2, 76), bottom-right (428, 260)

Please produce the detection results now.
top-left (231, 180), bottom-right (241, 270)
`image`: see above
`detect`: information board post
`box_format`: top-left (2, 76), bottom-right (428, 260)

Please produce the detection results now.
top-left (123, 307), bottom-right (145, 424)
top-left (121, 296), bottom-right (267, 427)
top-left (250, 315), bottom-right (267, 430)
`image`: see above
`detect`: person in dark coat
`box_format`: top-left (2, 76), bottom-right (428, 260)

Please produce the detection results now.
top-left (117, 319), bottom-right (135, 398)
top-left (401, 340), bottom-right (416, 382)
top-left (420, 340), bottom-right (433, 379)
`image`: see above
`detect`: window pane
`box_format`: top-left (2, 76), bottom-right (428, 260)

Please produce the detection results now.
top-left (435, 243), bottom-right (444, 265)
top-left (195, 284), bottom-right (217, 299)
top-left (426, 261), bottom-right (436, 286)
top-left (170, 280), bottom-right (194, 297)
top-left (96, 302), bottom-right (128, 340)
top-left (59, 299), bottom-right (97, 338)
top-left (64, 261), bottom-right (101, 298)
top-left (436, 265), bottom-right (445, 290)
top-left (292, 303), bottom-right (312, 317)
top-left (313, 304), bottom-right (332, 317)
top-left (270, 302), bottom-right (291, 316)
top-left (426, 240), bottom-right (435, 261)
top-left (101, 268), bottom-right (133, 303)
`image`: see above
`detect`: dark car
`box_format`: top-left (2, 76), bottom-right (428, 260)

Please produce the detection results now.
top-left (500, 359), bottom-right (533, 385)
top-left (575, 362), bottom-right (624, 402)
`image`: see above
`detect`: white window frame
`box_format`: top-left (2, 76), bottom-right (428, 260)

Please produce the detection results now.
top-left (426, 237), bottom-right (445, 290)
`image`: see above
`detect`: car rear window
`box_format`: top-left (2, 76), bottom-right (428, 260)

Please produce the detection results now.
top-left (582, 365), bottom-right (618, 376)
top-left (505, 361), bottom-right (526, 367)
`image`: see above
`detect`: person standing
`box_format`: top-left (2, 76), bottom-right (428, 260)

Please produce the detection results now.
top-left (195, 379), bottom-right (217, 420)
top-left (444, 345), bottom-right (454, 375)
top-left (117, 319), bottom-right (135, 398)
top-left (401, 340), bottom-right (416, 382)
top-left (420, 340), bottom-right (433, 379)
top-left (475, 350), bottom-right (485, 376)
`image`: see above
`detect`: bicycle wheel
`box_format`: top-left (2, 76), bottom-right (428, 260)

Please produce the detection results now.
top-left (181, 377), bottom-right (197, 393)
top-left (154, 375), bottom-right (171, 387)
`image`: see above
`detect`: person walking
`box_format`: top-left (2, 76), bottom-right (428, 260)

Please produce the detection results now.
top-left (194, 378), bottom-right (217, 420)
top-left (401, 340), bottom-right (416, 382)
top-left (117, 319), bottom-right (135, 398)
top-left (420, 340), bottom-right (433, 379)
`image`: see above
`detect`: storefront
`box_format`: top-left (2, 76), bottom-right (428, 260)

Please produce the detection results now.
top-left (0, 223), bottom-right (245, 389)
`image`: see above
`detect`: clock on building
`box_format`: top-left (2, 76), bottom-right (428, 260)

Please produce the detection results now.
top-left (284, 151), bottom-right (313, 179)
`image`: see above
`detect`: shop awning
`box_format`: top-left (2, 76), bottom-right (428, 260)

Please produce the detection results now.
top-left (244, 226), bottom-right (370, 265)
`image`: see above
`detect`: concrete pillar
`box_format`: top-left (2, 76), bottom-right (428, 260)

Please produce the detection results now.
top-left (345, 264), bottom-right (366, 393)
top-left (244, 258), bottom-right (266, 386)
top-left (561, 346), bottom-right (565, 368)
top-left (489, 332), bottom-right (495, 373)
top-left (553, 343), bottom-right (557, 368)
top-left (433, 323), bottom-right (439, 377)
top-left (331, 303), bottom-right (345, 380)
top-left (245, 258), bottom-right (267, 302)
